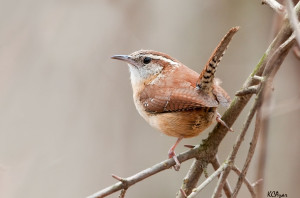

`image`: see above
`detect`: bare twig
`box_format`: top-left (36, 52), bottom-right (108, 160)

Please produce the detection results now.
top-left (253, 22), bottom-right (295, 198)
top-left (286, 0), bottom-right (300, 46)
top-left (231, 107), bottom-right (262, 198)
top-left (176, 159), bottom-right (203, 198)
top-left (180, 189), bottom-right (187, 198)
top-left (87, 148), bottom-right (198, 198)
top-left (213, 31), bottom-right (296, 198)
top-left (231, 32), bottom-right (296, 198)
top-left (262, 0), bottom-right (284, 14)
top-left (187, 162), bottom-right (229, 198)
top-left (119, 189), bottom-right (127, 198)
top-left (262, 0), bottom-right (284, 13)
top-left (232, 165), bottom-right (256, 197)
top-left (255, 124), bottom-right (268, 198)
top-left (211, 156), bottom-right (232, 198)
top-left (293, 45), bottom-right (300, 58)
top-left (252, 179), bottom-right (264, 187)
top-left (212, 97), bottom-right (259, 198)
top-left (212, 165), bottom-right (232, 198)
top-left (252, 75), bottom-right (265, 82)
top-left (256, 88), bottom-right (270, 198)
top-left (178, 7), bottom-right (299, 195)
top-left (263, 34), bottom-right (295, 79)
top-left (235, 85), bottom-right (259, 96)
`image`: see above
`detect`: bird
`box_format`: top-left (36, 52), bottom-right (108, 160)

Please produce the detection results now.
top-left (111, 27), bottom-right (238, 170)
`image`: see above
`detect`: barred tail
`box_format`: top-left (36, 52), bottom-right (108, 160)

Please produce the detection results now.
top-left (196, 27), bottom-right (239, 94)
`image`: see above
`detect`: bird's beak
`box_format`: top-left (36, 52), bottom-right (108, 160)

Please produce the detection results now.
top-left (111, 55), bottom-right (135, 65)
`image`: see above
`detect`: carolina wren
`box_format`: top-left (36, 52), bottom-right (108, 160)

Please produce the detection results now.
top-left (112, 27), bottom-right (238, 170)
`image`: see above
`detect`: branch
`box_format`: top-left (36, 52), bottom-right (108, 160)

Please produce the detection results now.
top-left (187, 162), bottom-right (229, 198)
top-left (87, 148), bottom-right (198, 198)
top-left (213, 14), bottom-right (297, 198)
top-left (212, 93), bottom-right (260, 198)
top-left (231, 31), bottom-right (296, 198)
top-left (211, 156), bottom-right (232, 198)
top-left (254, 22), bottom-right (296, 198)
top-left (255, 114), bottom-right (268, 198)
top-left (231, 106), bottom-right (262, 198)
top-left (232, 165), bottom-right (256, 197)
top-left (286, 0), bottom-right (300, 46)
top-left (176, 159), bottom-right (203, 198)
top-left (262, 0), bottom-right (284, 14)
top-left (235, 85), bottom-right (259, 96)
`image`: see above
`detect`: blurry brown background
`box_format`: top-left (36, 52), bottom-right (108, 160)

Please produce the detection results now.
top-left (0, 0), bottom-right (299, 197)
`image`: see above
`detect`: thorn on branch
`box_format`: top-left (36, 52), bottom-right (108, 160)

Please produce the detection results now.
top-left (293, 45), bottom-right (300, 59)
top-left (112, 174), bottom-right (129, 189)
top-left (252, 75), bottom-right (265, 82)
top-left (184, 145), bottom-right (196, 149)
top-left (235, 85), bottom-right (260, 96)
top-left (252, 178), bottom-right (263, 187)
top-left (216, 112), bottom-right (234, 132)
top-left (180, 188), bottom-right (187, 198)
top-left (112, 174), bottom-right (124, 182)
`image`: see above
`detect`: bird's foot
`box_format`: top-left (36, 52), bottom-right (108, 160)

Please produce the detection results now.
top-left (168, 149), bottom-right (181, 171)
top-left (216, 112), bottom-right (233, 132)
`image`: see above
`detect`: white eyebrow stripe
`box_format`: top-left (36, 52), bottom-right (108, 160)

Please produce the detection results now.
top-left (145, 54), bottom-right (179, 67)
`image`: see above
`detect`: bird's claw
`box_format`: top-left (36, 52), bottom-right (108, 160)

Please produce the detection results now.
top-left (168, 150), bottom-right (181, 171)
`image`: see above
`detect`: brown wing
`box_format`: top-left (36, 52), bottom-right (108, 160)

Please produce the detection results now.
top-left (140, 86), bottom-right (218, 113)
top-left (139, 63), bottom-right (220, 113)
top-left (212, 85), bottom-right (231, 107)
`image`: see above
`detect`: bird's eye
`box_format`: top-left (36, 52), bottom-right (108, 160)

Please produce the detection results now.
top-left (143, 57), bottom-right (152, 64)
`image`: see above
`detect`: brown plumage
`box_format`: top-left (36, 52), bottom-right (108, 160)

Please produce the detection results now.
top-left (111, 27), bottom-right (239, 170)
top-left (138, 64), bottom-right (229, 138)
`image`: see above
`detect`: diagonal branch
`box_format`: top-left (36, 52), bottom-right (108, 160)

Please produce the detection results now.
top-left (286, 0), bottom-right (300, 46)
top-left (211, 156), bottom-right (232, 198)
top-left (231, 106), bottom-right (263, 198)
top-left (213, 11), bottom-right (298, 198)
top-left (212, 93), bottom-right (260, 198)
top-left (187, 162), bottom-right (229, 198)
top-left (231, 32), bottom-right (296, 198)
top-left (87, 148), bottom-right (198, 198)
top-left (176, 159), bottom-right (203, 198)
top-left (232, 165), bottom-right (256, 197)
top-left (262, 0), bottom-right (284, 14)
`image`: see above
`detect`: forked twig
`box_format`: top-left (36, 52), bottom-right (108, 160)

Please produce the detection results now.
top-left (187, 162), bottom-right (229, 198)
top-left (232, 30), bottom-right (296, 198)
top-left (211, 156), bottom-right (232, 198)
top-left (232, 165), bottom-right (256, 197)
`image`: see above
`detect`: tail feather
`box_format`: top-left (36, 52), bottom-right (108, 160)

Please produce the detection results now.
top-left (196, 27), bottom-right (239, 94)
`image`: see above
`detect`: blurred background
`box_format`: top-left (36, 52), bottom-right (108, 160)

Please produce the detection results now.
top-left (0, 0), bottom-right (299, 197)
